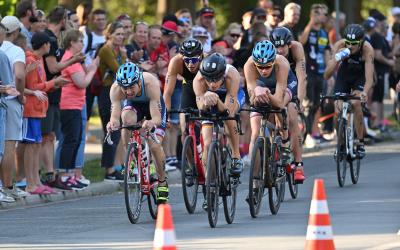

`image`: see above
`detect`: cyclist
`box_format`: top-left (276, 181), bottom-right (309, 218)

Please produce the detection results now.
top-left (270, 27), bottom-right (306, 183)
top-left (193, 53), bottom-right (245, 176)
top-left (163, 38), bottom-right (204, 140)
top-left (106, 62), bottom-right (169, 204)
top-left (244, 40), bottom-right (296, 172)
top-left (324, 24), bottom-right (374, 158)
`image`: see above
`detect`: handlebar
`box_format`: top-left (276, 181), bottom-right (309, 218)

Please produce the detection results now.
top-left (104, 125), bottom-right (160, 145)
top-left (240, 105), bottom-right (288, 130)
top-left (321, 94), bottom-right (361, 102)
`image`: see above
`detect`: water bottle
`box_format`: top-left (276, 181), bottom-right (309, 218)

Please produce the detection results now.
top-left (335, 48), bottom-right (350, 62)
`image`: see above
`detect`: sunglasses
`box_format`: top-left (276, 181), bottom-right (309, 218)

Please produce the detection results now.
top-left (255, 61), bottom-right (275, 70)
top-left (230, 33), bottom-right (241, 38)
top-left (345, 40), bottom-right (361, 46)
top-left (183, 56), bottom-right (201, 64)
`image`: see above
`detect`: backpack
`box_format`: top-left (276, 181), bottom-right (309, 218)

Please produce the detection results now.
top-left (84, 28), bottom-right (94, 55)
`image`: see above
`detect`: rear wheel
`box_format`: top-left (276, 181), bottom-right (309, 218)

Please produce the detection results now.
top-left (336, 118), bottom-right (347, 187)
top-left (268, 142), bottom-right (284, 215)
top-left (124, 143), bottom-right (142, 224)
top-left (287, 168), bottom-right (298, 199)
top-left (181, 136), bottom-right (199, 214)
top-left (350, 140), bottom-right (361, 184)
top-left (248, 138), bottom-right (265, 218)
top-left (222, 146), bottom-right (236, 224)
top-left (206, 142), bottom-right (220, 228)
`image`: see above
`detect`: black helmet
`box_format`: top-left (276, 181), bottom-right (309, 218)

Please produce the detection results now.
top-left (200, 53), bottom-right (226, 81)
top-left (344, 24), bottom-right (365, 41)
top-left (179, 38), bottom-right (203, 57)
top-left (269, 27), bottom-right (293, 47)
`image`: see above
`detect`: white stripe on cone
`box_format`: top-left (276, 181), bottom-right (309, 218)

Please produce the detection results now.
top-left (306, 225), bottom-right (334, 240)
top-left (153, 229), bottom-right (176, 248)
top-left (309, 200), bottom-right (329, 214)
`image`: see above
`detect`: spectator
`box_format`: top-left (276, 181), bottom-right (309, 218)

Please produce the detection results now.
top-left (23, 32), bottom-right (67, 194)
top-left (387, 7), bottom-right (400, 43)
top-left (117, 14), bottom-right (133, 42)
top-left (363, 17), bottom-right (377, 43)
top-left (57, 29), bottom-right (99, 189)
top-left (147, 25), bottom-right (165, 76)
top-left (213, 22), bottom-right (242, 64)
top-left (279, 2), bottom-right (301, 40)
top-left (76, 2), bottom-right (92, 28)
top-left (176, 8), bottom-right (193, 27)
top-left (0, 19), bottom-right (19, 203)
top-left (66, 10), bottom-right (80, 30)
top-left (126, 21), bottom-right (152, 70)
top-left (258, 0), bottom-right (274, 12)
top-left (16, 0), bottom-right (37, 49)
top-left (369, 10), bottom-right (394, 131)
top-left (241, 10), bottom-right (253, 31)
top-left (329, 11), bottom-right (346, 44)
top-left (299, 4), bottom-right (331, 145)
top-left (240, 8), bottom-right (267, 48)
top-left (30, 9), bottom-right (47, 33)
top-left (41, 6), bottom-right (85, 189)
top-left (0, 16), bottom-right (28, 199)
top-left (191, 25), bottom-right (210, 53)
top-left (97, 21), bottom-right (126, 180)
top-left (265, 6), bottom-right (283, 36)
top-left (240, 21), bottom-right (267, 49)
top-left (197, 6), bottom-right (216, 52)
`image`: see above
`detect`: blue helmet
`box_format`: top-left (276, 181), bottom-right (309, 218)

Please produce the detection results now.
top-left (116, 62), bottom-right (142, 88)
top-left (252, 40), bottom-right (276, 65)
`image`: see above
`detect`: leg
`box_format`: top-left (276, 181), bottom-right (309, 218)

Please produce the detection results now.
top-left (201, 124), bottom-right (213, 172)
top-left (1, 141), bottom-right (17, 188)
top-left (24, 144), bottom-right (37, 192)
top-left (16, 143), bottom-right (25, 182)
top-left (249, 115), bottom-right (262, 158)
top-left (148, 136), bottom-right (167, 183)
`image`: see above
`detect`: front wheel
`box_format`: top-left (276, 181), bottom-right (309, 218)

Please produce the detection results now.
top-left (336, 118), bottom-right (347, 187)
top-left (124, 143), bottom-right (142, 224)
top-left (268, 142), bottom-right (284, 215)
top-left (206, 142), bottom-right (220, 228)
top-left (287, 169), bottom-right (298, 199)
top-left (350, 143), bottom-right (361, 184)
top-left (181, 136), bottom-right (199, 214)
top-left (248, 138), bottom-right (265, 218)
top-left (222, 146), bottom-right (236, 224)
top-left (148, 188), bottom-right (158, 220)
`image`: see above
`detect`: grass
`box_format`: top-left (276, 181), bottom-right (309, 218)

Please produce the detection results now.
top-left (83, 158), bottom-right (105, 183)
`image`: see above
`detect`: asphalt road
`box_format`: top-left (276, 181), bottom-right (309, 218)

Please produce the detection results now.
top-left (0, 141), bottom-right (399, 250)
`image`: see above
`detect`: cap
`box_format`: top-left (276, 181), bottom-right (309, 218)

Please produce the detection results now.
top-left (192, 26), bottom-right (209, 38)
top-left (363, 17), bottom-right (377, 31)
top-left (161, 20), bottom-right (179, 35)
top-left (252, 7), bottom-right (266, 17)
top-left (199, 7), bottom-right (215, 17)
top-left (1, 16), bottom-right (23, 34)
top-left (392, 7), bottom-right (400, 16)
top-left (31, 31), bottom-right (51, 50)
top-left (369, 9), bottom-right (386, 21)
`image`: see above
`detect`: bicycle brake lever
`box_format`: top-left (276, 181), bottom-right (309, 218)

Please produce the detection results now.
top-left (105, 132), bottom-right (114, 145)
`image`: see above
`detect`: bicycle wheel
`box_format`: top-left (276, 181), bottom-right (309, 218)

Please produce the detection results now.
top-left (148, 188), bottom-right (158, 219)
top-left (336, 118), bottom-right (347, 187)
top-left (248, 137), bottom-right (265, 218)
top-left (268, 142), bottom-right (284, 215)
top-left (124, 143), bottom-right (142, 224)
top-left (350, 143), bottom-right (361, 184)
top-left (287, 169), bottom-right (298, 199)
top-left (206, 142), bottom-right (220, 228)
top-left (222, 145), bottom-right (236, 224)
top-left (181, 136), bottom-right (199, 214)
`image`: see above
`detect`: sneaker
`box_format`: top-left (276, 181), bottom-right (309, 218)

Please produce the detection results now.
top-left (294, 166), bottom-right (305, 184)
top-left (165, 162), bottom-right (177, 172)
top-left (0, 190), bottom-right (15, 203)
top-left (230, 158), bottom-right (243, 176)
top-left (356, 144), bottom-right (366, 159)
top-left (77, 175), bottom-right (91, 186)
top-left (65, 177), bottom-right (86, 191)
top-left (105, 170), bottom-right (124, 182)
top-left (1, 186), bottom-right (29, 199)
top-left (156, 184), bottom-right (169, 204)
top-left (312, 134), bottom-right (331, 144)
top-left (50, 176), bottom-right (72, 191)
top-left (15, 179), bottom-right (27, 189)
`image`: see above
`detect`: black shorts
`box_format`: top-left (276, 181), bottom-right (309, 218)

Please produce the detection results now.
top-left (334, 68), bottom-right (365, 95)
top-left (371, 72), bottom-right (385, 102)
top-left (304, 73), bottom-right (324, 108)
top-left (180, 83), bottom-right (197, 110)
top-left (41, 104), bottom-right (60, 135)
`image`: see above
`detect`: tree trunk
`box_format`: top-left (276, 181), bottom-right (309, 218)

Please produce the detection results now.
top-left (340, 0), bottom-right (362, 24)
top-left (228, 0), bottom-right (250, 24)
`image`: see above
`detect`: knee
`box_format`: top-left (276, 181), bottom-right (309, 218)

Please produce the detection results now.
top-left (42, 133), bottom-right (55, 143)
top-left (121, 110), bottom-right (136, 126)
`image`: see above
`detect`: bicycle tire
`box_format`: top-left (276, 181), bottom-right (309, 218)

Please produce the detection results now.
top-left (287, 169), bottom-right (298, 199)
top-left (148, 188), bottom-right (158, 219)
top-left (350, 142), bottom-right (361, 184)
top-left (124, 142), bottom-right (142, 224)
top-left (181, 136), bottom-right (199, 214)
top-left (222, 145), bottom-right (236, 224)
top-left (248, 137), bottom-right (265, 218)
top-left (336, 118), bottom-right (347, 187)
top-left (206, 142), bottom-right (220, 228)
top-left (268, 142), bottom-right (283, 215)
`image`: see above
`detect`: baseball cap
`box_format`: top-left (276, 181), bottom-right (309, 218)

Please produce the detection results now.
top-left (369, 9), bottom-right (386, 21)
top-left (161, 20), bottom-right (179, 35)
top-left (199, 7), bottom-right (215, 17)
top-left (363, 17), bottom-right (377, 31)
top-left (1, 16), bottom-right (24, 34)
top-left (31, 31), bottom-right (51, 50)
top-left (392, 7), bottom-right (400, 16)
top-left (192, 26), bottom-right (209, 38)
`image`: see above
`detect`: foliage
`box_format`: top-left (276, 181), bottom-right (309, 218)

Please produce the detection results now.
top-left (0, 0), bottom-right (17, 16)
top-left (361, 0), bottom-right (392, 19)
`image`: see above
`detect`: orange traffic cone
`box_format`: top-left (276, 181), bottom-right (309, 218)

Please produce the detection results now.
top-left (305, 179), bottom-right (335, 250)
top-left (153, 204), bottom-right (177, 250)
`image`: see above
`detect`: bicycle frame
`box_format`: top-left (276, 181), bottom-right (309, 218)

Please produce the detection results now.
top-left (340, 102), bottom-right (356, 159)
top-left (187, 119), bottom-right (206, 184)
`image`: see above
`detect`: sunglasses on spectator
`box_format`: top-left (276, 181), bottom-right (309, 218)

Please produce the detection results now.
top-left (256, 15), bottom-right (267, 19)
top-left (230, 33), bottom-right (241, 38)
top-left (183, 56), bottom-right (201, 64)
top-left (345, 40), bottom-right (361, 46)
top-left (255, 61), bottom-right (275, 69)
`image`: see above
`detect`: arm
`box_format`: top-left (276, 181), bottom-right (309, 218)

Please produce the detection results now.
top-left (146, 76), bottom-right (163, 126)
top-left (244, 58), bottom-right (258, 105)
top-left (14, 62), bottom-right (26, 103)
top-left (109, 84), bottom-right (122, 126)
top-left (270, 57), bottom-right (289, 109)
top-left (163, 56), bottom-right (179, 110)
top-left (292, 42), bottom-right (307, 104)
top-left (363, 44), bottom-right (375, 95)
top-left (374, 49), bottom-right (395, 67)
top-left (70, 58), bottom-right (99, 89)
top-left (45, 54), bottom-right (84, 75)
top-left (221, 68), bottom-right (240, 116)
top-left (102, 47), bottom-right (123, 74)
top-left (299, 19), bottom-right (314, 46)
top-left (193, 72), bottom-right (209, 110)
top-left (324, 40), bottom-right (344, 79)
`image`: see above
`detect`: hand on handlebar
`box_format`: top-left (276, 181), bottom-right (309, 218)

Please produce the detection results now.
top-left (360, 91), bottom-right (368, 103)
top-left (203, 91), bottom-right (219, 107)
top-left (254, 86), bottom-right (271, 105)
top-left (106, 120), bottom-right (120, 133)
